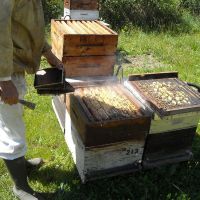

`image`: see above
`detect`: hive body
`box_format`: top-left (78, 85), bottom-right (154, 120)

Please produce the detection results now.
top-left (51, 20), bottom-right (118, 77)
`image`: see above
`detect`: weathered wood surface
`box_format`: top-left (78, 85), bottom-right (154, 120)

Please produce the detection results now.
top-left (63, 56), bottom-right (115, 77)
top-left (65, 110), bottom-right (143, 183)
top-left (143, 127), bottom-right (196, 164)
top-left (65, 91), bottom-right (151, 147)
top-left (64, 0), bottom-right (99, 10)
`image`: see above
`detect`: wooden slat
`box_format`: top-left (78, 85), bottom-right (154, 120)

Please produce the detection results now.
top-left (60, 21), bottom-right (74, 34)
top-left (62, 45), bottom-right (117, 57)
top-left (51, 26), bottom-right (64, 60)
top-left (91, 21), bottom-right (111, 34)
top-left (71, 21), bottom-right (89, 34)
top-left (63, 34), bottom-right (118, 46)
top-left (61, 21), bottom-right (77, 34)
top-left (76, 21), bottom-right (94, 34)
top-left (86, 21), bottom-right (103, 34)
top-left (81, 21), bottom-right (99, 34)
top-left (77, 98), bottom-right (95, 122)
top-left (67, 21), bottom-right (85, 34)
top-left (95, 21), bottom-right (118, 35)
top-left (51, 20), bottom-right (66, 35)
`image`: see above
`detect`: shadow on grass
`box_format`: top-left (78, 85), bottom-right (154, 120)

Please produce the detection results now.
top-left (29, 134), bottom-right (200, 200)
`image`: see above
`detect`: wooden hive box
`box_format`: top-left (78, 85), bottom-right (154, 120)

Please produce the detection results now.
top-left (65, 84), bottom-right (151, 147)
top-left (51, 19), bottom-right (118, 77)
top-left (64, 0), bottom-right (99, 20)
top-left (126, 72), bottom-right (200, 168)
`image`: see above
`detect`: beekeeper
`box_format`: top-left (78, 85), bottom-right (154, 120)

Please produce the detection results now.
top-left (0, 1), bottom-right (62, 200)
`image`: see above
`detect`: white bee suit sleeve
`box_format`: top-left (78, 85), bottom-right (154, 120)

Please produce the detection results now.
top-left (0, 74), bottom-right (27, 160)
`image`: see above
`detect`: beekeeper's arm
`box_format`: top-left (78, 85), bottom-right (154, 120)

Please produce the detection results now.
top-left (0, 1), bottom-right (18, 105)
top-left (42, 41), bottom-right (63, 70)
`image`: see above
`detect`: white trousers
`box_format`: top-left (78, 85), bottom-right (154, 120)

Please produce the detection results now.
top-left (0, 74), bottom-right (27, 160)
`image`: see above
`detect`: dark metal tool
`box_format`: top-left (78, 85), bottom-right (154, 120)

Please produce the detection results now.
top-left (18, 99), bottom-right (36, 110)
top-left (0, 90), bottom-right (36, 110)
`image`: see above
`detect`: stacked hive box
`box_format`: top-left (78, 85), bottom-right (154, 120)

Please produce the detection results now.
top-left (64, 0), bottom-right (99, 20)
top-left (126, 72), bottom-right (200, 169)
top-left (51, 19), bottom-right (118, 77)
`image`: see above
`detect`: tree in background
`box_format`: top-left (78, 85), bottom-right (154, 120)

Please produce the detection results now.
top-left (42, 0), bottom-right (63, 24)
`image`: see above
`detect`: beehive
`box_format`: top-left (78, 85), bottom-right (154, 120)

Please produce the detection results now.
top-left (51, 20), bottom-right (118, 77)
top-left (126, 72), bottom-right (200, 168)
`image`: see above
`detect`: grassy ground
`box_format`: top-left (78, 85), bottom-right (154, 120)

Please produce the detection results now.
top-left (0, 29), bottom-right (200, 200)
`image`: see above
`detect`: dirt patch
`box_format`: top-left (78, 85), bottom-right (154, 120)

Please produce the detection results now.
top-left (117, 54), bottom-right (169, 69)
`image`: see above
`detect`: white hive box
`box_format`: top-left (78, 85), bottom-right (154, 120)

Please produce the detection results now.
top-left (64, 109), bottom-right (143, 183)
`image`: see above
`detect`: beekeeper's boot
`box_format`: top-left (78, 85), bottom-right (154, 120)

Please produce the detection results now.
top-left (3, 157), bottom-right (46, 200)
top-left (26, 158), bottom-right (43, 172)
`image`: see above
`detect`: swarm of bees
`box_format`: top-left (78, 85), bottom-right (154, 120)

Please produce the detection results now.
top-left (78, 86), bottom-right (138, 121)
top-left (137, 80), bottom-right (191, 108)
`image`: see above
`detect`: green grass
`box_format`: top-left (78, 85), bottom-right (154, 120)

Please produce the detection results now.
top-left (0, 31), bottom-right (200, 199)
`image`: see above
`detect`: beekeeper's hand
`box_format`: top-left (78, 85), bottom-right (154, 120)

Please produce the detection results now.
top-left (0, 81), bottom-right (19, 105)
top-left (43, 49), bottom-right (63, 70)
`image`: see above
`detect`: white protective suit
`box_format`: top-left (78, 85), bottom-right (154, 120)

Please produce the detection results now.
top-left (0, 74), bottom-right (26, 160)
top-left (0, 0), bottom-right (51, 160)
